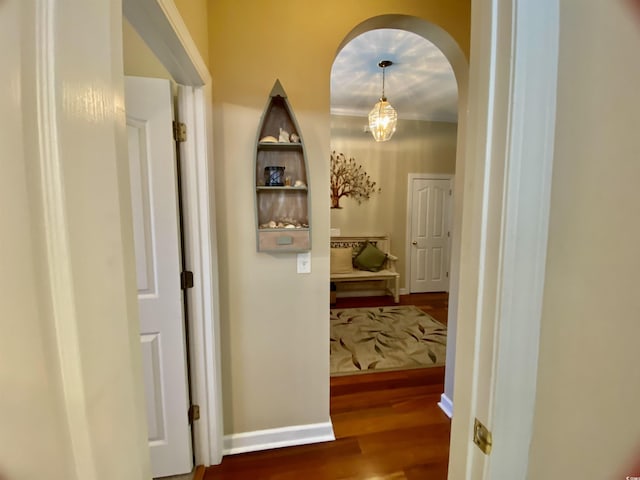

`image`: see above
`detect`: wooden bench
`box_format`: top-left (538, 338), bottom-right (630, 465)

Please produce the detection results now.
top-left (330, 235), bottom-right (400, 303)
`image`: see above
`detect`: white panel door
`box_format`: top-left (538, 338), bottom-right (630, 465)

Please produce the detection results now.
top-left (125, 76), bottom-right (192, 478)
top-left (409, 178), bottom-right (451, 293)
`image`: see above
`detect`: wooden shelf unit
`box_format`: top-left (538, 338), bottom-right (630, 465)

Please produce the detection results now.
top-left (254, 80), bottom-right (311, 252)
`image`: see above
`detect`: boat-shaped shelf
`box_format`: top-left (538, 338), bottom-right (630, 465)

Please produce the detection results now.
top-left (254, 80), bottom-right (311, 252)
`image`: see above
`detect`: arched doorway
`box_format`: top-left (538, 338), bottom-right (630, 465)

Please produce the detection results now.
top-left (330, 13), bottom-right (469, 419)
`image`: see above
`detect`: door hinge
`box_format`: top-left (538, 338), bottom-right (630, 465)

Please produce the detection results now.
top-left (446, 272), bottom-right (449, 278)
top-left (473, 418), bottom-right (492, 455)
top-left (449, 189), bottom-right (452, 195)
top-left (181, 270), bottom-right (194, 289)
top-left (447, 231), bottom-right (450, 238)
top-left (173, 121), bottom-right (187, 142)
top-left (188, 404), bottom-right (200, 424)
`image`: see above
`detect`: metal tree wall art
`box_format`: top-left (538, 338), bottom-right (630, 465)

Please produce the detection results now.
top-left (330, 151), bottom-right (380, 209)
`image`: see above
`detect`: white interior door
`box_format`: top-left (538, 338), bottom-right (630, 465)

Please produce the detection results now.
top-left (409, 177), bottom-right (451, 293)
top-left (125, 76), bottom-right (193, 478)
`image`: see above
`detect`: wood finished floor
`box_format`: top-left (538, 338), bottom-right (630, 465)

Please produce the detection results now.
top-left (204, 293), bottom-right (450, 480)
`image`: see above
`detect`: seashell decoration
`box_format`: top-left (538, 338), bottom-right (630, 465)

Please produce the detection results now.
top-left (290, 132), bottom-right (300, 143)
top-left (278, 128), bottom-right (290, 143)
top-left (258, 218), bottom-right (308, 230)
top-left (260, 135), bottom-right (278, 143)
top-left (294, 180), bottom-right (306, 188)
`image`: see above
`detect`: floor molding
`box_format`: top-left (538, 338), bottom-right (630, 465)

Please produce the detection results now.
top-left (438, 393), bottom-right (453, 418)
top-left (223, 422), bottom-right (335, 456)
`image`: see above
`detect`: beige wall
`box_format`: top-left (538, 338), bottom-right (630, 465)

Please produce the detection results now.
top-left (208, 0), bottom-right (470, 434)
top-left (528, 1), bottom-right (640, 478)
top-left (122, 18), bottom-right (172, 80)
top-left (330, 115), bottom-right (457, 288)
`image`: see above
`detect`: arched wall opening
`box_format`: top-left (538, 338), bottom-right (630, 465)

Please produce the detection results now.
top-left (331, 14), bottom-right (469, 412)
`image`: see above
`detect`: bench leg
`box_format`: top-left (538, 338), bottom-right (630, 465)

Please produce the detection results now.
top-left (394, 276), bottom-right (400, 303)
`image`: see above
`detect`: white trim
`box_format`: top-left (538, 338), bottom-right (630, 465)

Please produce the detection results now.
top-left (176, 86), bottom-right (223, 466)
top-left (156, 0), bottom-right (210, 83)
top-left (448, 0), bottom-right (559, 478)
top-left (223, 422), bottom-right (335, 456)
top-left (35, 2), bottom-right (97, 478)
top-left (404, 173), bottom-right (454, 295)
top-left (123, 0), bottom-right (223, 466)
top-left (123, 0), bottom-right (209, 86)
top-left (485, 0), bottom-right (558, 477)
top-left (438, 393), bottom-right (453, 419)
top-left (399, 288), bottom-right (409, 296)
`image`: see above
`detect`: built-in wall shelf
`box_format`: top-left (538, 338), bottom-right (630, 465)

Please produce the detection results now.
top-left (254, 80), bottom-right (311, 252)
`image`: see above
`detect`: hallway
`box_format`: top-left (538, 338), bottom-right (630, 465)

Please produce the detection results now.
top-left (205, 294), bottom-right (450, 479)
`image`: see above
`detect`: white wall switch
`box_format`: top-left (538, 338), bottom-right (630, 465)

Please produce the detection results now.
top-left (297, 252), bottom-right (311, 273)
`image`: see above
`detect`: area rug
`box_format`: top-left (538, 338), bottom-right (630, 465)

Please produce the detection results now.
top-left (330, 305), bottom-right (447, 376)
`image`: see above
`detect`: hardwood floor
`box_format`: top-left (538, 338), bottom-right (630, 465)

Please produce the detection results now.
top-left (204, 294), bottom-right (450, 480)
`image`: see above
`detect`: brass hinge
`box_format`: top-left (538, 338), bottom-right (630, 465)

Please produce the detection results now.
top-left (173, 121), bottom-right (187, 142)
top-left (188, 404), bottom-right (200, 424)
top-left (181, 271), bottom-right (194, 289)
top-left (473, 418), bottom-right (492, 455)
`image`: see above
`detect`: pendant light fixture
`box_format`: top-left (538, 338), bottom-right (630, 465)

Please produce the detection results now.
top-left (368, 60), bottom-right (398, 142)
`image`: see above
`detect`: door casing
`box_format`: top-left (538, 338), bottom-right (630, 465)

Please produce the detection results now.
top-left (124, 0), bottom-right (223, 467)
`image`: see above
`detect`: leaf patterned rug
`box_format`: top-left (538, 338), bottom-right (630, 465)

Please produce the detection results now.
top-left (330, 305), bottom-right (447, 376)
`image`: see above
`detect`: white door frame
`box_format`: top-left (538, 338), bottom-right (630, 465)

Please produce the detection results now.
top-left (124, 0), bottom-right (223, 466)
top-left (404, 173), bottom-right (454, 295)
top-left (448, 0), bottom-right (559, 478)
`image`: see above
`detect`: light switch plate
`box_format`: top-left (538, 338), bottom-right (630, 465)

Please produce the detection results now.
top-left (297, 252), bottom-right (311, 273)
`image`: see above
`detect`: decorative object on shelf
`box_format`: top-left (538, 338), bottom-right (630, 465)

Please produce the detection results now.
top-left (368, 60), bottom-right (398, 142)
top-left (254, 79), bottom-right (311, 252)
top-left (258, 217), bottom-right (308, 230)
top-left (264, 166), bottom-right (285, 186)
top-left (330, 151), bottom-right (380, 209)
top-left (278, 128), bottom-right (290, 143)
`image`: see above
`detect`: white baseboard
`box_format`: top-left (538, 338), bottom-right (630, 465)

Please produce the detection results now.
top-left (399, 288), bottom-right (409, 295)
top-left (223, 421), bottom-right (335, 456)
top-left (438, 393), bottom-right (453, 418)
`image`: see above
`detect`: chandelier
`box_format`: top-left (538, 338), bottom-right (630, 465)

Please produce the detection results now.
top-left (368, 60), bottom-right (398, 142)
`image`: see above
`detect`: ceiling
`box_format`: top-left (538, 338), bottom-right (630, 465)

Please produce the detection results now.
top-left (331, 29), bottom-right (458, 123)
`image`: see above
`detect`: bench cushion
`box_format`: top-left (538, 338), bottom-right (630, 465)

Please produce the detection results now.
top-left (330, 247), bottom-right (353, 274)
top-left (354, 242), bottom-right (387, 272)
